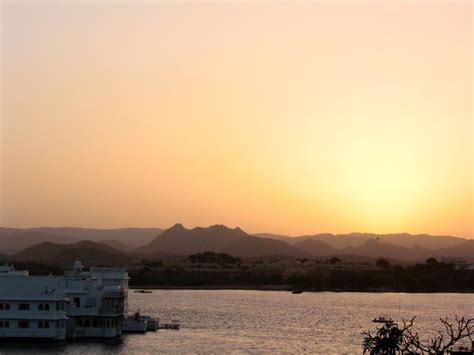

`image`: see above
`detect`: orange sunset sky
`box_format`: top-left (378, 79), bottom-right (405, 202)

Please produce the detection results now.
top-left (1, 1), bottom-right (472, 238)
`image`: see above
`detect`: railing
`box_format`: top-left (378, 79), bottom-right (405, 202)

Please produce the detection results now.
top-left (98, 307), bottom-right (125, 315)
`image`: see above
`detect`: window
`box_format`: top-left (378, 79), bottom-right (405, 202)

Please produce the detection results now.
top-left (73, 297), bottom-right (80, 308)
top-left (4, 321), bottom-right (9, 328)
top-left (5, 304), bottom-right (10, 310)
top-left (18, 304), bottom-right (30, 311)
top-left (0, 321), bottom-right (3, 328)
top-left (84, 319), bottom-right (91, 327)
top-left (0, 304), bottom-right (3, 310)
top-left (76, 319), bottom-right (83, 327)
top-left (38, 321), bottom-right (49, 329)
top-left (38, 304), bottom-right (50, 311)
top-left (18, 321), bottom-right (29, 328)
top-left (92, 319), bottom-right (98, 327)
top-left (0, 303), bottom-right (8, 310)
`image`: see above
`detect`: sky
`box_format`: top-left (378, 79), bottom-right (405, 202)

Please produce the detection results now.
top-left (1, 1), bottom-right (472, 238)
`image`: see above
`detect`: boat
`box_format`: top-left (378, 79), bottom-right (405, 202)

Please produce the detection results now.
top-left (142, 316), bottom-right (158, 331)
top-left (372, 317), bottom-right (393, 323)
top-left (291, 290), bottom-right (304, 294)
top-left (447, 343), bottom-right (474, 354)
top-left (123, 313), bottom-right (148, 333)
top-left (134, 290), bottom-right (152, 294)
top-left (159, 320), bottom-right (180, 330)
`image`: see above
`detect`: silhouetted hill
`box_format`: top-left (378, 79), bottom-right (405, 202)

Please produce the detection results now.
top-left (341, 239), bottom-right (433, 261)
top-left (3, 226), bottom-right (470, 262)
top-left (253, 233), bottom-right (296, 243)
top-left (0, 227), bottom-right (162, 250)
top-left (257, 232), bottom-right (467, 250)
top-left (135, 224), bottom-right (302, 257)
top-left (98, 240), bottom-right (134, 253)
top-left (294, 239), bottom-right (339, 256)
top-left (14, 240), bottom-right (132, 266)
top-left (436, 240), bottom-right (474, 262)
top-left (223, 236), bottom-right (301, 257)
top-left (0, 229), bottom-right (79, 252)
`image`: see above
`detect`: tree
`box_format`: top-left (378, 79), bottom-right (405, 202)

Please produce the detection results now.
top-left (329, 257), bottom-right (342, 265)
top-left (425, 258), bottom-right (438, 266)
top-left (404, 316), bottom-right (474, 354)
top-left (363, 319), bottom-right (414, 354)
top-left (363, 316), bottom-right (474, 354)
top-left (376, 258), bottom-right (390, 269)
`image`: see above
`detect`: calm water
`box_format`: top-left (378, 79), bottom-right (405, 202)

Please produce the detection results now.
top-left (0, 291), bottom-right (472, 354)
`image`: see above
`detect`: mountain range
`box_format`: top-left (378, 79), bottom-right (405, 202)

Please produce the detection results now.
top-left (1, 225), bottom-right (472, 265)
top-left (255, 232), bottom-right (467, 250)
top-left (14, 240), bottom-right (133, 267)
top-left (0, 227), bottom-right (163, 254)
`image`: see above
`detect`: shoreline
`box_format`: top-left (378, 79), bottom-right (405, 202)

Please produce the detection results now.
top-left (129, 285), bottom-right (474, 293)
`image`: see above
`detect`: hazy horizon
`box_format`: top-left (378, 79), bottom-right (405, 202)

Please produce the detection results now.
top-left (0, 223), bottom-right (471, 240)
top-left (1, 1), bottom-right (472, 238)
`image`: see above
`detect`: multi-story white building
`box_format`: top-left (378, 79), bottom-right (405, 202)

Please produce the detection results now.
top-left (0, 262), bottom-right (129, 340)
top-left (0, 293), bottom-right (68, 340)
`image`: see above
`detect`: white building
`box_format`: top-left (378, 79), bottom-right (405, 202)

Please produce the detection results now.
top-left (441, 257), bottom-right (467, 269)
top-left (0, 262), bottom-right (129, 340)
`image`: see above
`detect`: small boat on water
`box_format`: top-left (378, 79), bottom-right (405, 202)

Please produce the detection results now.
top-left (124, 312), bottom-right (177, 332)
top-left (143, 316), bottom-right (159, 331)
top-left (134, 290), bottom-right (153, 294)
top-left (372, 317), bottom-right (393, 323)
top-left (448, 343), bottom-right (474, 354)
top-left (291, 290), bottom-right (304, 294)
top-left (159, 320), bottom-right (180, 330)
top-left (123, 313), bottom-right (148, 333)
top-left (123, 312), bottom-right (159, 333)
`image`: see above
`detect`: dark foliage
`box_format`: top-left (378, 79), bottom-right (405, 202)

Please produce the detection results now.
top-left (186, 252), bottom-right (241, 265)
top-left (363, 316), bottom-right (474, 354)
top-left (129, 255), bottom-right (474, 292)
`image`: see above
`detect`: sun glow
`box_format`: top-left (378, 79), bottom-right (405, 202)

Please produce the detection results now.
top-left (1, 1), bottom-right (472, 237)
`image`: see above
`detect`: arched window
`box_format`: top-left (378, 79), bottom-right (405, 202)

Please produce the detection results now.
top-left (84, 319), bottom-right (91, 327)
top-left (76, 319), bottom-right (83, 327)
top-left (18, 321), bottom-right (29, 328)
top-left (92, 319), bottom-right (99, 327)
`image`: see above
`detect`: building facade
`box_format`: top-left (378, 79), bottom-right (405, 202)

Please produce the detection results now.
top-left (0, 262), bottom-right (129, 339)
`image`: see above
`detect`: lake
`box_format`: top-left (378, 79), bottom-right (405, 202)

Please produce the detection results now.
top-left (0, 291), bottom-right (472, 354)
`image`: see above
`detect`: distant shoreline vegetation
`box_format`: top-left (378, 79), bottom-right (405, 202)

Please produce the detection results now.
top-left (5, 252), bottom-right (474, 293)
top-left (125, 253), bottom-right (474, 293)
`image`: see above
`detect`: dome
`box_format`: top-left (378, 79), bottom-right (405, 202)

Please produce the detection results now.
top-left (73, 260), bottom-right (84, 271)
